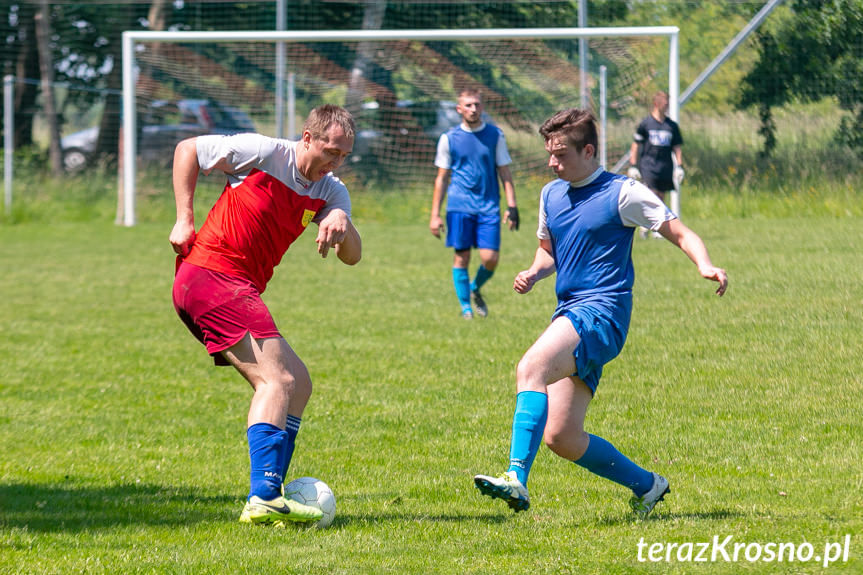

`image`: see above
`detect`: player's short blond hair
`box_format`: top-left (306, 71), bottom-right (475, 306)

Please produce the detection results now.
top-left (304, 104), bottom-right (356, 142)
top-left (457, 88), bottom-right (483, 102)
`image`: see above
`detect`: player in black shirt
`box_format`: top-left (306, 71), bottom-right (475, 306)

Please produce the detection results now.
top-left (628, 91), bottom-right (684, 206)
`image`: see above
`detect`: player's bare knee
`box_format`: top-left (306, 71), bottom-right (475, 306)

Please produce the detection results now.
top-left (278, 371), bottom-right (311, 403)
top-left (544, 429), bottom-right (588, 460)
top-left (515, 356), bottom-right (532, 387)
top-left (515, 355), bottom-right (546, 391)
top-left (543, 431), bottom-right (562, 454)
top-left (453, 250), bottom-right (471, 268)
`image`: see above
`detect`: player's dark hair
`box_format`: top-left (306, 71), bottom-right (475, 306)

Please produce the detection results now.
top-left (304, 104), bottom-right (356, 142)
top-left (539, 108), bottom-right (598, 153)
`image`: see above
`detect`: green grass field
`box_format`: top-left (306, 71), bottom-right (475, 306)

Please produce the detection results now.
top-left (1, 189), bottom-right (861, 573)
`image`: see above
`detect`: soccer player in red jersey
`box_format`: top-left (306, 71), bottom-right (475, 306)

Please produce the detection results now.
top-left (170, 105), bottom-right (361, 526)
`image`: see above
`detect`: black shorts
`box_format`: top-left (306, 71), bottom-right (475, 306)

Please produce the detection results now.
top-left (643, 173), bottom-right (674, 194)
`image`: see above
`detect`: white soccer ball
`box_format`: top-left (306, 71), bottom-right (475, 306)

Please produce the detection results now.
top-left (284, 476), bottom-right (336, 528)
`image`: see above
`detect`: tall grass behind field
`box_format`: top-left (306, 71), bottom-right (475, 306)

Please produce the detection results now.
top-left (2, 98), bottom-right (862, 226)
top-left (2, 163), bottom-right (858, 229)
top-left (680, 103), bottom-right (862, 219)
top-left (0, 210), bottom-right (861, 573)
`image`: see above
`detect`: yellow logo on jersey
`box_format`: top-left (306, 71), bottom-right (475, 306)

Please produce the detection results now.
top-left (301, 209), bottom-right (316, 227)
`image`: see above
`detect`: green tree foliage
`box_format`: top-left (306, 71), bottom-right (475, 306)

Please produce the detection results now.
top-left (1, 3), bottom-right (40, 147)
top-left (612, 1), bottom-right (765, 115)
top-left (1, 1), bottom-right (276, 162)
top-left (7, 0), bottom-right (848, 164)
top-left (1, 3), bottom-right (147, 159)
top-left (739, 0), bottom-right (863, 156)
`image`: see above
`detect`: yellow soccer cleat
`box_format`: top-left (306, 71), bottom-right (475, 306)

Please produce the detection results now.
top-left (239, 495), bottom-right (323, 525)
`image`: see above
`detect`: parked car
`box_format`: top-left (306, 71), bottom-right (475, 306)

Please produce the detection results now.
top-left (60, 126), bottom-right (99, 172)
top-left (348, 100), bottom-right (387, 167)
top-left (60, 99), bottom-right (255, 172)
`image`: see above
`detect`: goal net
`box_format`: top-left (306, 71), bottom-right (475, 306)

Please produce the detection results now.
top-left (121, 27), bottom-right (679, 225)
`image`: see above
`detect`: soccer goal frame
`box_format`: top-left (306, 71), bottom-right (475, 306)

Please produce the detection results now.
top-left (120, 26), bottom-right (679, 226)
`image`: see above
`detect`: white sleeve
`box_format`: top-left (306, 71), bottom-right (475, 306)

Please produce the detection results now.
top-left (195, 133), bottom-right (270, 175)
top-left (312, 177), bottom-right (352, 223)
top-left (434, 134), bottom-right (451, 170)
top-left (618, 178), bottom-right (676, 230)
top-left (536, 188), bottom-right (550, 240)
top-left (495, 130), bottom-right (513, 166)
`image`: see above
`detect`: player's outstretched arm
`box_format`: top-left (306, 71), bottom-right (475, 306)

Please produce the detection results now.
top-left (514, 240), bottom-right (556, 294)
top-left (170, 137), bottom-right (200, 257)
top-left (659, 219), bottom-right (728, 296)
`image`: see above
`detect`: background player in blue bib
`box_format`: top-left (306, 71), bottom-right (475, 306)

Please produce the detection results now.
top-left (474, 108), bottom-right (727, 517)
top-left (429, 89), bottom-right (518, 319)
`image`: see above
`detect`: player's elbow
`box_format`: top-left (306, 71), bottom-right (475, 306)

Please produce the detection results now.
top-left (339, 251), bottom-right (361, 266)
top-left (337, 237), bottom-right (362, 265)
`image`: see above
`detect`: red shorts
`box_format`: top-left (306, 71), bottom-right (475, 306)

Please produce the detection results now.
top-left (173, 261), bottom-right (281, 365)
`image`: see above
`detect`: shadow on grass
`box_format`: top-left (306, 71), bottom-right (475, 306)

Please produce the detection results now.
top-left (325, 512), bottom-right (511, 529)
top-left (0, 482), bottom-right (510, 532)
top-left (0, 480), bottom-right (236, 532)
top-left (593, 507), bottom-right (748, 527)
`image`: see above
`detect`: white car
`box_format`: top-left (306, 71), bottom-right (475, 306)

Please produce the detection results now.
top-left (60, 99), bottom-right (255, 172)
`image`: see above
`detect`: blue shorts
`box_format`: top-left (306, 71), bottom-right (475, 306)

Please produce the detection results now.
top-left (552, 293), bottom-right (632, 394)
top-left (446, 211), bottom-right (501, 252)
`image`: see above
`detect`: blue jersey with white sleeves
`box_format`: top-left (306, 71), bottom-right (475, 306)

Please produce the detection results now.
top-left (537, 168), bottom-right (674, 312)
top-left (435, 123), bottom-right (510, 215)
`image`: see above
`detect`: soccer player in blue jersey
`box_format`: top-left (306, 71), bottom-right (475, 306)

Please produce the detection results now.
top-left (474, 108), bottom-right (727, 516)
top-left (429, 89), bottom-right (518, 319)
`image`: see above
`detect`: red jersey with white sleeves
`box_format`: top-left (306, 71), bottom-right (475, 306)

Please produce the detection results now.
top-left (183, 133), bottom-right (352, 293)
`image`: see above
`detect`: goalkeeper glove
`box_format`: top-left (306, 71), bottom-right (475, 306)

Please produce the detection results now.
top-left (627, 166), bottom-right (641, 180)
top-left (673, 166), bottom-right (685, 187)
top-left (505, 206), bottom-right (520, 231)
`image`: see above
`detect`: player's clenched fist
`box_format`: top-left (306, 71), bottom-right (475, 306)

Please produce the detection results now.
top-left (513, 270), bottom-right (538, 294)
top-left (170, 220), bottom-right (196, 257)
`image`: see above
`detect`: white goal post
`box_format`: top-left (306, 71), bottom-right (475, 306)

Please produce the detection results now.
top-left (121, 26), bottom-right (679, 226)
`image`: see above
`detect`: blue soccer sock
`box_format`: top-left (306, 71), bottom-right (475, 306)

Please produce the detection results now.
top-left (470, 265), bottom-right (494, 292)
top-left (247, 422), bottom-right (288, 501)
top-left (452, 267), bottom-right (472, 312)
top-left (280, 415), bottom-right (302, 483)
top-left (507, 390), bottom-right (548, 486)
top-left (573, 434), bottom-right (654, 496)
